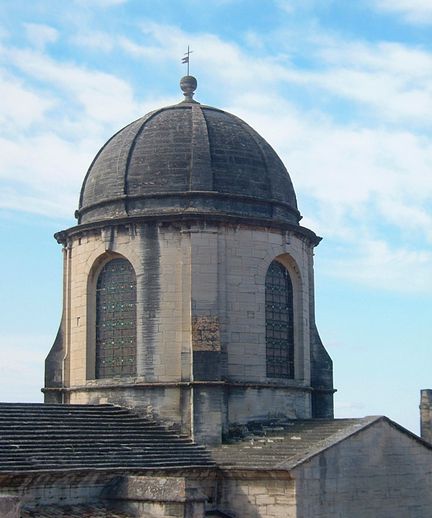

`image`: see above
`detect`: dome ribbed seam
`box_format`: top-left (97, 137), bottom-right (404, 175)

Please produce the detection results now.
top-left (78, 119), bottom-right (139, 217)
top-left (235, 117), bottom-right (274, 207)
top-left (190, 105), bottom-right (213, 191)
top-left (123, 109), bottom-right (165, 216)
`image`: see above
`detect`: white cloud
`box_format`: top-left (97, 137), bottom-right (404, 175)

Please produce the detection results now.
top-left (117, 37), bottom-right (161, 58)
top-left (24, 23), bottom-right (58, 50)
top-left (223, 81), bottom-right (432, 293)
top-left (373, 0), bottom-right (432, 24)
top-left (71, 31), bottom-right (115, 52)
top-left (244, 31), bottom-right (265, 49)
top-left (323, 239), bottom-right (432, 293)
top-left (0, 71), bottom-right (55, 130)
top-left (334, 400), bottom-right (366, 412)
top-left (73, 0), bottom-right (127, 7)
top-left (228, 92), bottom-right (432, 237)
top-left (276, 0), bottom-right (325, 13)
top-left (0, 23), bottom-right (431, 293)
top-left (313, 41), bottom-right (432, 124)
top-left (131, 22), bottom-right (432, 126)
top-left (4, 47), bottom-right (138, 125)
top-left (0, 41), bottom-right (181, 217)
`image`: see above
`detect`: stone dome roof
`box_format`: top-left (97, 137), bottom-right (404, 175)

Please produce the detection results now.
top-left (77, 77), bottom-right (300, 226)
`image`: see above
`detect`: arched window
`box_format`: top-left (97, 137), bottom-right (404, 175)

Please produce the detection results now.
top-left (265, 260), bottom-right (294, 379)
top-left (95, 258), bottom-right (137, 378)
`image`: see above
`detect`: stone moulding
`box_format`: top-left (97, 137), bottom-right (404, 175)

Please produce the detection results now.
top-left (54, 215), bottom-right (321, 246)
top-left (41, 380), bottom-right (317, 393)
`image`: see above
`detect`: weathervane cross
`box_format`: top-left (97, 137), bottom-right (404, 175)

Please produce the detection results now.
top-left (182, 45), bottom-right (193, 76)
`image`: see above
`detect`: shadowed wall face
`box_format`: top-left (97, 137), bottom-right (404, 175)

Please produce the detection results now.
top-left (420, 389), bottom-right (432, 443)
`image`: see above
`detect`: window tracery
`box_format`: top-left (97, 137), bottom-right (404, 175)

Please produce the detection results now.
top-left (265, 260), bottom-right (294, 378)
top-left (95, 258), bottom-right (137, 378)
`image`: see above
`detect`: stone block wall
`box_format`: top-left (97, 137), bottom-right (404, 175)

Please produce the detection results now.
top-left (218, 477), bottom-right (296, 518)
top-left (0, 473), bottom-right (114, 508)
top-left (420, 389), bottom-right (432, 443)
top-left (0, 495), bottom-right (20, 518)
top-left (220, 225), bottom-right (312, 385)
top-left (227, 385), bottom-right (310, 424)
top-left (0, 473), bottom-right (215, 518)
top-left (64, 222), bottom-right (187, 386)
top-left (46, 218), bottom-right (333, 442)
top-left (106, 475), bottom-right (210, 518)
top-left (294, 419), bottom-right (432, 518)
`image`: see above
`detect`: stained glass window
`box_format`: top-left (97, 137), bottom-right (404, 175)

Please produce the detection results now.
top-left (265, 260), bottom-right (294, 379)
top-left (95, 258), bottom-right (137, 378)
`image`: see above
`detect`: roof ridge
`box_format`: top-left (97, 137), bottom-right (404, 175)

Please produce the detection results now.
top-left (275, 416), bottom-right (383, 470)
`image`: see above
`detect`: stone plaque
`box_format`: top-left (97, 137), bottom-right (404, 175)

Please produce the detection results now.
top-left (192, 316), bottom-right (221, 351)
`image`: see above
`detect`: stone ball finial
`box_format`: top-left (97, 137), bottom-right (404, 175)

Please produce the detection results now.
top-left (180, 75), bottom-right (198, 103)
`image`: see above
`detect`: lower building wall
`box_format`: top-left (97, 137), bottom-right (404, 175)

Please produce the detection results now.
top-left (68, 385), bottom-right (191, 434)
top-left (114, 497), bottom-right (205, 518)
top-left (0, 495), bottom-right (20, 518)
top-left (67, 383), bottom-right (311, 445)
top-left (0, 473), bottom-right (115, 508)
top-left (0, 473), bottom-right (214, 518)
top-left (227, 386), bottom-right (311, 426)
top-left (219, 477), bottom-right (296, 518)
top-left (68, 384), bottom-right (222, 444)
top-left (294, 420), bottom-right (432, 518)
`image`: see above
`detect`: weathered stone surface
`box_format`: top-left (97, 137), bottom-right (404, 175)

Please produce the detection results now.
top-left (294, 418), bottom-right (432, 518)
top-left (78, 103), bottom-right (300, 226)
top-left (192, 316), bottom-right (221, 352)
top-left (0, 495), bottom-right (20, 518)
top-left (420, 389), bottom-right (432, 443)
top-left (213, 417), bottom-right (378, 470)
top-left (45, 220), bottom-right (331, 444)
top-left (219, 478), bottom-right (296, 518)
top-left (107, 475), bottom-right (206, 503)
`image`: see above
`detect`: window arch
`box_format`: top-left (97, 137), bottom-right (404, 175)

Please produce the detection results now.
top-left (265, 260), bottom-right (294, 379)
top-left (95, 258), bottom-right (137, 378)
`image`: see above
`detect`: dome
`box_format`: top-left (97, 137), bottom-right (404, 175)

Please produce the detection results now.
top-left (77, 77), bottom-right (300, 226)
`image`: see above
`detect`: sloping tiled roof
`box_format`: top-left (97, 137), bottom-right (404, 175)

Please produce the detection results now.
top-left (0, 403), bottom-right (213, 473)
top-left (212, 417), bottom-right (382, 471)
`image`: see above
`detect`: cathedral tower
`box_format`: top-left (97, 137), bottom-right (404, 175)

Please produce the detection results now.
top-left (44, 77), bottom-right (334, 444)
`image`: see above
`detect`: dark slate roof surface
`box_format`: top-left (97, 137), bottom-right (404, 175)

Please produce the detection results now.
top-left (212, 417), bottom-right (381, 471)
top-left (0, 403), bottom-right (213, 473)
top-left (77, 102), bottom-right (300, 226)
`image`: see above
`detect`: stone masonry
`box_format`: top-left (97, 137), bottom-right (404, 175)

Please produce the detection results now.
top-left (45, 218), bottom-right (329, 444)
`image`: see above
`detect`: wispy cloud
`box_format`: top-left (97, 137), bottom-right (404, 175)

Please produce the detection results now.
top-left (116, 23), bottom-right (432, 126)
top-left (373, 0), bottom-right (432, 24)
top-left (73, 0), bottom-right (128, 7)
top-left (314, 40), bottom-right (432, 124)
top-left (24, 23), bottom-right (58, 50)
top-left (3, 47), bottom-right (138, 125)
top-left (0, 70), bottom-right (55, 130)
top-left (71, 31), bottom-right (115, 52)
top-left (322, 239), bottom-right (432, 293)
top-left (276, 0), bottom-right (326, 14)
top-left (0, 19), bottom-right (431, 293)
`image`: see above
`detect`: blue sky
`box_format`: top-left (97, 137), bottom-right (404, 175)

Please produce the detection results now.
top-left (0, 0), bottom-right (431, 433)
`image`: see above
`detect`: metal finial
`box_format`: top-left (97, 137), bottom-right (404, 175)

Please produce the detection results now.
top-left (180, 75), bottom-right (198, 103)
top-left (181, 45), bottom-right (193, 75)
